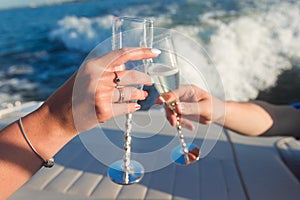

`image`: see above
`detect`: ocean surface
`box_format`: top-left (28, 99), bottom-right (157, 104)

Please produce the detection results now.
top-left (1, 0), bottom-right (300, 109)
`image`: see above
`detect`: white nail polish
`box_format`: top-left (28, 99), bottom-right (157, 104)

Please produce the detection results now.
top-left (135, 104), bottom-right (141, 111)
top-left (151, 48), bottom-right (161, 55)
top-left (150, 77), bottom-right (154, 84)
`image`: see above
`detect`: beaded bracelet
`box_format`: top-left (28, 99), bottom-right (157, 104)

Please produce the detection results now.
top-left (18, 118), bottom-right (55, 168)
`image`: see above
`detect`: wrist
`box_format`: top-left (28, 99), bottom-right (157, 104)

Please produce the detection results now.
top-left (220, 101), bottom-right (236, 127)
top-left (211, 98), bottom-right (227, 125)
top-left (42, 74), bottom-right (78, 136)
top-left (37, 100), bottom-right (78, 137)
top-left (21, 97), bottom-right (77, 160)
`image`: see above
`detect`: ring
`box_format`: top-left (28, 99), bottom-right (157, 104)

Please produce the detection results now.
top-left (118, 88), bottom-right (125, 103)
top-left (113, 71), bottom-right (121, 85)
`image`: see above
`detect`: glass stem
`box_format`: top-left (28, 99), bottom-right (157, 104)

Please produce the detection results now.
top-left (123, 113), bottom-right (133, 183)
top-left (174, 111), bottom-right (190, 164)
top-left (167, 100), bottom-right (190, 164)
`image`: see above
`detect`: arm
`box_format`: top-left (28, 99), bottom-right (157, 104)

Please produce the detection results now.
top-left (0, 94), bottom-right (76, 199)
top-left (158, 85), bottom-right (274, 136)
top-left (224, 101), bottom-right (273, 136)
top-left (223, 100), bottom-right (300, 137)
top-left (0, 48), bottom-right (160, 198)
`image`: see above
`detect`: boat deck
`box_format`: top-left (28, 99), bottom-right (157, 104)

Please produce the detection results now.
top-left (1, 102), bottom-right (299, 200)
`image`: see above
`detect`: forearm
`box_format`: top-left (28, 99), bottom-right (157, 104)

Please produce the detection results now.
top-left (222, 101), bottom-right (273, 136)
top-left (0, 78), bottom-right (77, 198)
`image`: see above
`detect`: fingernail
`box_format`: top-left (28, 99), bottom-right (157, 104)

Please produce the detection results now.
top-left (143, 91), bottom-right (148, 97)
top-left (151, 48), bottom-right (161, 55)
top-left (135, 104), bottom-right (141, 111)
top-left (150, 77), bottom-right (154, 84)
top-left (158, 96), bottom-right (166, 103)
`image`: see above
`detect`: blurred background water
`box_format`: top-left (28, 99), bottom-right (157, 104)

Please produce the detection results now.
top-left (0, 0), bottom-right (300, 108)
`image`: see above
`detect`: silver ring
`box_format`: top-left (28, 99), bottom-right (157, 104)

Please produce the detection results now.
top-left (118, 88), bottom-right (125, 103)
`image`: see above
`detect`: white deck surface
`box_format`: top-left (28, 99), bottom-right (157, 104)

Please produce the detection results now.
top-left (1, 102), bottom-right (299, 200)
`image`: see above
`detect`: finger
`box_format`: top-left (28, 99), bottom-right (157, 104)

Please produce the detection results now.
top-left (113, 87), bottom-right (148, 102)
top-left (111, 48), bottom-right (161, 67)
top-left (95, 48), bottom-right (161, 71)
top-left (112, 103), bottom-right (141, 117)
top-left (157, 86), bottom-right (186, 102)
top-left (159, 85), bottom-right (199, 103)
top-left (179, 101), bottom-right (214, 123)
top-left (165, 106), bottom-right (177, 126)
top-left (180, 118), bottom-right (196, 131)
top-left (177, 85), bottom-right (210, 102)
top-left (159, 92), bottom-right (177, 103)
top-left (113, 70), bottom-right (152, 86)
top-left (165, 107), bottom-right (195, 131)
top-left (155, 95), bottom-right (165, 105)
top-left (176, 102), bottom-right (200, 116)
top-left (161, 85), bottom-right (209, 102)
top-left (177, 102), bottom-right (206, 123)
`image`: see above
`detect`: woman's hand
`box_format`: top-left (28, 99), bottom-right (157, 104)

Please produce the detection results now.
top-left (156, 85), bottom-right (226, 131)
top-left (45, 47), bottom-right (160, 134)
top-left (19, 47), bottom-right (160, 167)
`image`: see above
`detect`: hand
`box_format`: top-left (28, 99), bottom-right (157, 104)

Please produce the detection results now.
top-left (45, 47), bottom-right (160, 134)
top-left (157, 85), bottom-right (226, 131)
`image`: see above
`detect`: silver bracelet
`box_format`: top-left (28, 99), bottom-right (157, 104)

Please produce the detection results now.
top-left (18, 118), bottom-right (55, 168)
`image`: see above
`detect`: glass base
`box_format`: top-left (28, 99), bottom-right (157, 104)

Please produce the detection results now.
top-left (107, 160), bottom-right (144, 185)
top-left (171, 143), bottom-right (200, 166)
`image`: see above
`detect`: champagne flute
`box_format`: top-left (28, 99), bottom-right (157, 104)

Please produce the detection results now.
top-left (107, 16), bottom-right (153, 185)
top-left (148, 33), bottom-right (200, 165)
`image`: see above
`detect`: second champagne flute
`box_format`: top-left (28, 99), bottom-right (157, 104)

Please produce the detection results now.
top-left (148, 33), bottom-right (200, 166)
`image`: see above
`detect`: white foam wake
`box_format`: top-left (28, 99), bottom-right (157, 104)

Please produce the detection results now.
top-left (49, 1), bottom-right (300, 101)
top-left (49, 15), bottom-right (114, 52)
top-left (177, 2), bottom-right (300, 100)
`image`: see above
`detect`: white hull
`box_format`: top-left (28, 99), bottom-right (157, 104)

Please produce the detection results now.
top-left (1, 102), bottom-right (299, 200)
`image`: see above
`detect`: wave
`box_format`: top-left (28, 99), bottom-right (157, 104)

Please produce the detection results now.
top-left (201, 2), bottom-right (300, 100)
top-left (0, 78), bottom-right (37, 108)
top-left (48, 1), bottom-right (300, 101)
top-left (49, 15), bottom-right (114, 52)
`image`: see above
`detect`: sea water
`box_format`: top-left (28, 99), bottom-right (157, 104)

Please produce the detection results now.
top-left (0, 0), bottom-right (300, 108)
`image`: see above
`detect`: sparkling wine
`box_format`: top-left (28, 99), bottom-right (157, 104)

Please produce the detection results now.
top-left (148, 63), bottom-right (180, 94)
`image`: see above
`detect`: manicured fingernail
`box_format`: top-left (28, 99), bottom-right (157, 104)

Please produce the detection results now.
top-left (151, 48), bottom-right (161, 55)
top-left (150, 77), bottom-right (154, 84)
top-left (159, 96), bottom-right (166, 103)
top-left (135, 104), bottom-right (141, 111)
top-left (143, 91), bottom-right (148, 97)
